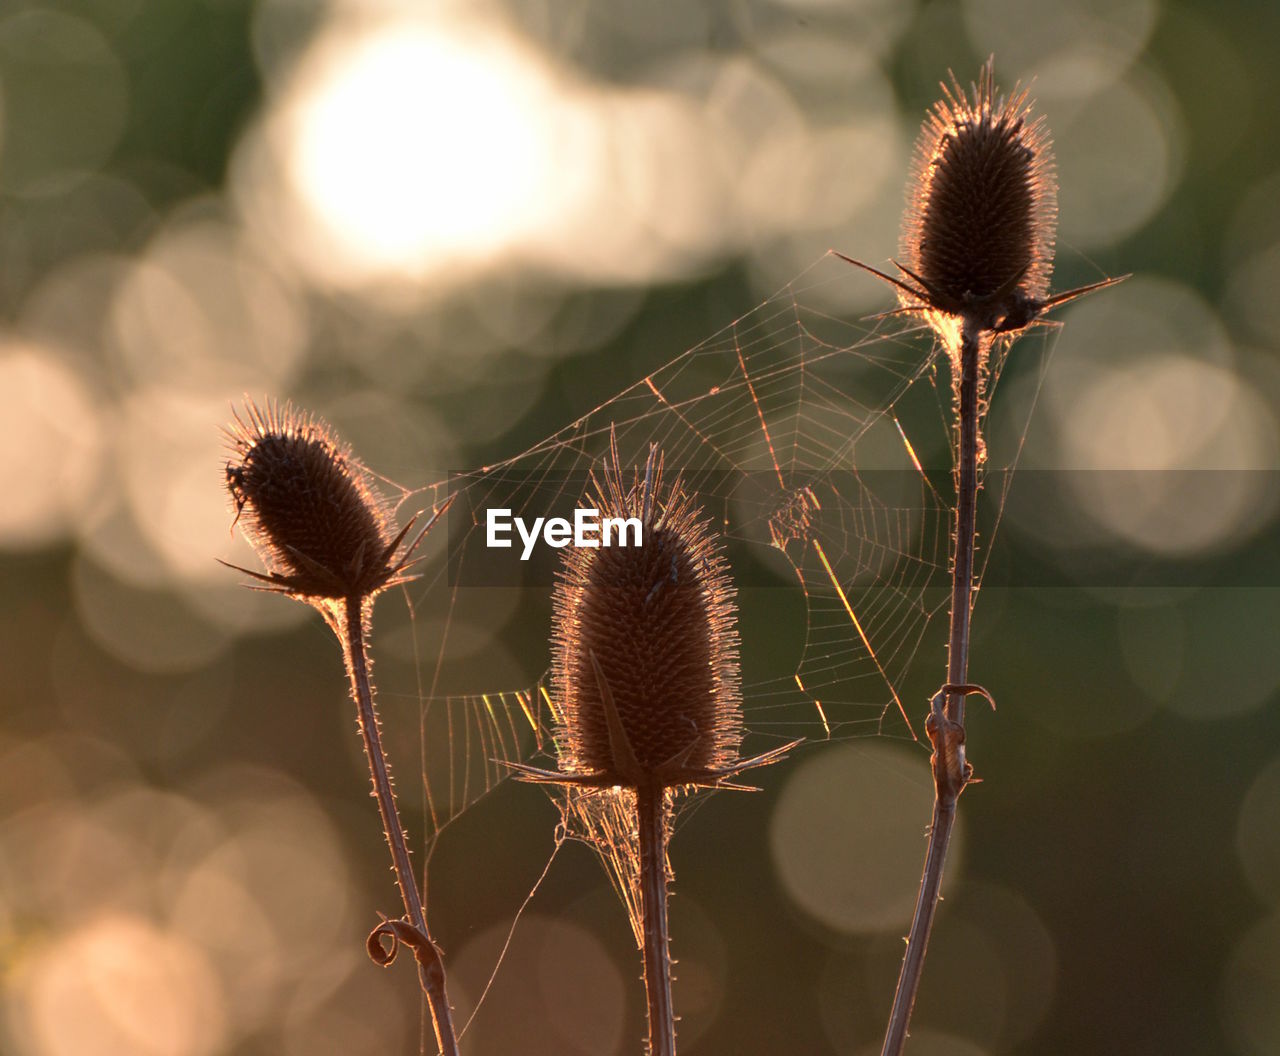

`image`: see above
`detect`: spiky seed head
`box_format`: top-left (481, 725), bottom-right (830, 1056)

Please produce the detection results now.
top-left (901, 58), bottom-right (1057, 331)
top-left (224, 400), bottom-right (400, 601)
top-left (550, 448), bottom-right (742, 787)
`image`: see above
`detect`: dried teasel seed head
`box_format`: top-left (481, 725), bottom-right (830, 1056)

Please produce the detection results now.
top-left (901, 58), bottom-right (1057, 333)
top-left (549, 444), bottom-right (742, 787)
top-left (224, 400), bottom-right (408, 601)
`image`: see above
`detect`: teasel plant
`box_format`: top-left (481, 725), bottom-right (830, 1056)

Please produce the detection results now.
top-left (221, 400), bottom-right (460, 1056)
top-left (839, 59), bottom-right (1126, 1053)
top-left (509, 434), bottom-right (795, 1056)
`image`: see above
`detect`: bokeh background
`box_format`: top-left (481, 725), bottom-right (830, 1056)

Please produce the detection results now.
top-left (3, 0), bottom-right (1279, 1053)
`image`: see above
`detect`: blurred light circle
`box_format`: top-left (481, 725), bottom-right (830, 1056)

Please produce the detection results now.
top-left (110, 218), bottom-right (308, 392)
top-left (747, 115), bottom-right (905, 302)
top-left (945, 883), bottom-right (1057, 1048)
top-left (523, 83), bottom-right (721, 284)
top-left (279, 953), bottom-right (405, 1056)
top-left (94, 786), bottom-right (222, 901)
top-left (756, 30), bottom-right (901, 96)
top-left (1222, 911), bottom-right (1280, 1056)
top-left (606, 88), bottom-right (734, 266)
top-left (16, 913), bottom-right (226, 1056)
top-left (92, 388), bottom-right (341, 640)
top-left (117, 387), bottom-right (270, 587)
top-left (855, 915), bottom-right (1009, 1050)
top-left (20, 253), bottom-right (135, 365)
top-left (1051, 71), bottom-right (1182, 249)
top-left (800, 121), bottom-right (899, 226)
top-left (537, 917), bottom-right (628, 1055)
top-left (1, 732), bottom-right (138, 802)
top-left (6, 178), bottom-right (156, 297)
top-left (321, 389), bottom-right (455, 500)
top-left (769, 740), bottom-right (960, 934)
top-left (664, 894), bottom-right (729, 1049)
top-left (170, 794), bottom-right (351, 1031)
top-left (1060, 356), bottom-right (1276, 554)
top-left (1226, 239), bottom-right (1280, 346)
top-left (72, 554), bottom-right (230, 674)
top-left (823, 880), bottom-right (1053, 1052)
top-left (2, 801), bottom-right (143, 921)
top-left (459, 275), bottom-right (566, 356)
top-left (1031, 280), bottom-right (1278, 558)
top-left (0, 738), bottom-right (77, 811)
top-left (1236, 755), bottom-right (1280, 907)
top-left (1163, 589), bottom-right (1280, 721)
top-left (742, 32), bottom-right (902, 288)
top-left (451, 915), bottom-right (626, 1055)
top-left (962, 0), bottom-right (1157, 89)
top-left (705, 57), bottom-right (806, 233)
top-left (0, 10), bottom-right (128, 195)
top-left (1224, 169), bottom-right (1280, 265)
top-left (184, 574), bottom-right (313, 639)
top-left (739, 117), bottom-right (896, 242)
top-left (0, 343), bottom-right (104, 548)
top-left (1046, 275), bottom-right (1235, 374)
top-left (77, 386), bottom-right (275, 601)
top-left (78, 478), bottom-right (178, 590)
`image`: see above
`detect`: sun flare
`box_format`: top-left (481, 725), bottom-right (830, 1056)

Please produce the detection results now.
top-left (284, 20), bottom-right (561, 276)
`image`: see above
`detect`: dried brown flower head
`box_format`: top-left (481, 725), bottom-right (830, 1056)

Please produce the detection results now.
top-left (224, 400), bottom-right (424, 601)
top-left (900, 58), bottom-right (1057, 331)
top-left (549, 443), bottom-right (743, 788)
top-left (838, 59), bottom-right (1122, 340)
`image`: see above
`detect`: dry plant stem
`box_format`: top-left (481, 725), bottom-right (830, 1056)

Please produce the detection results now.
top-left (881, 322), bottom-right (980, 1056)
top-left (636, 782), bottom-right (677, 1056)
top-left (343, 595), bottom-right (460, 1056)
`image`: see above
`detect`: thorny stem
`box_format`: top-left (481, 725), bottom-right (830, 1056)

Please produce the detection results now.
top-left (636, 782), bottom-right (677, 1056)
top-left (343, 596), bottom-right (460, 1056)
top-left (881, 322), bottom-right (981, 1056)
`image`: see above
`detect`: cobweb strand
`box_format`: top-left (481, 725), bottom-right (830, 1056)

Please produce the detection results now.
top-left (378, 250), bottom-right (1057, 849)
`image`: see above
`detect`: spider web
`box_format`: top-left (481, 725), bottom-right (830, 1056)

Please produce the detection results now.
top-left (379, 250), bottom-right (1051, 851)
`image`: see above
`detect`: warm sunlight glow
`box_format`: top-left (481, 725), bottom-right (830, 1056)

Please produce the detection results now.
top-left (284, 21), bottom-right (558, 276)
top-left (770, 741), bottom-right (964, 934)
top-left (451, 916), bottom-right (626, 1056)
top-left (0, 344), bottom-right (103, 547)
top-left (236, 11), bottom-right (902, 298)
top-left (21, 914), bottom-right (225, 1056)
top-left (110, 219), bottom-right (307, 392)
top-left (1065, 355), bottom-right (1276, 551)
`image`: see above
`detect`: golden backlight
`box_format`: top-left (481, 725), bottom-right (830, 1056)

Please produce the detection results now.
top-left (280, 19), bottom-right (562, 279)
